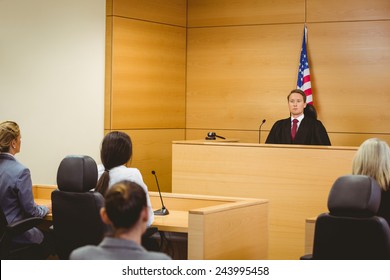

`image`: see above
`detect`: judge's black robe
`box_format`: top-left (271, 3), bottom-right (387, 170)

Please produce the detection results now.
top-left (265, 116), bottom-right (331, 145)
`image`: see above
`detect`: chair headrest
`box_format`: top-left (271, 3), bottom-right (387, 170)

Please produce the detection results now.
top-left (328, 175), bottom-right (381, 217)
top-left (56, 155), bottom-right (98, 193)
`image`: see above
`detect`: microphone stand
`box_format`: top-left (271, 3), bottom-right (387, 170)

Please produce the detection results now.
top-left (258, 119), bottom-right (266, 144)
top-left (151, 170), bottom-right (169, 215)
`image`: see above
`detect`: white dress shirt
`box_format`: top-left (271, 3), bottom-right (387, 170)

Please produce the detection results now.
top-left (97, 164), bottom-right (154, 226)
top-left (291, 114), bottom-right (305, 130)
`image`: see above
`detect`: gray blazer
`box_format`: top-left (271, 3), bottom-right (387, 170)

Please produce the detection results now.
top-left (70, 237), bottom-right (172, 260)
top-left (0, 153), bottom-right (48, 244)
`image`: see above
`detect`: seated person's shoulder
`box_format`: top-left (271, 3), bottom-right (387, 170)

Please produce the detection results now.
top-left (272, 118), bottom-right (290, 127)
top-left (147, 251), bottom-right (172, 260)
top-left (70, 245), bottom-right (101, 260)
top-left (304, 116), bottom-right (324, 126)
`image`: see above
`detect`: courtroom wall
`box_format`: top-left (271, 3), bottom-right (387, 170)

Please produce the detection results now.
top-left (0, 0), bottom-right (105, 185)
top-left (186, 0), bottom-right (390, 146)
top-left (106, 0), bottom-right (390, 192)
top-left (105, 0), bottom-right (187, 192)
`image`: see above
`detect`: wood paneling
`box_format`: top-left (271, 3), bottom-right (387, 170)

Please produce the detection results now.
top-left (307, 0), bottom-right (390, 22)
top-left (172, 141), bottom-right (357, 259)
top-left (104, 129), bottom-right (185, 193)
top-left (33, 185), bottom-right (56, 200)
top-left (106, 0), bottom-right (113, 15)
top-left (307, 21), bottom-right (390, 134)
top-left (105, 16), bottom-right (113, 129)
top-left (189, 201), bottom-right (268, 259)
top-left (187, 24), bottom-right (302, 130)
top-left (111, 17), bottom-right (186, 129)
top-left (187, 20), bottom-right (390, 146)
top-left (186, 129), bottom-right (260, 144)
top-left (329, 133), bottom-right (390, 147)
top-left (150, 194), bottom-right (230, 211)
top-left (304, 217), bottom-right (316, 255)
top-left (111, 0), bottom-right (186, 26)
top-left (186, 130), bottom-right (390, 148)
top-left (106, 0), bottom-right (390, 195)
top-left (106, 1), bottom-right (186, 193)
top-left (188, 0), bottom-right (304, 27)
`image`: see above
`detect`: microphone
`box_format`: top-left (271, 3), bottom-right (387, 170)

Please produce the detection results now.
top-left (258, 119), bottom-right (266, 143)
top-left (205, 132), bottom-right (226, 140)
top-left (151, 170), bottom-right (169, 216)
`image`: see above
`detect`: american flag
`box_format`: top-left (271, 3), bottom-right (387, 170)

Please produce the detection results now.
top-left (297, 26), bottom-right (313, 104)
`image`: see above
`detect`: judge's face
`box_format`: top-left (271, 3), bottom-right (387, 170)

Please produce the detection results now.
top-left (288, 93), bottom-right (306, 118)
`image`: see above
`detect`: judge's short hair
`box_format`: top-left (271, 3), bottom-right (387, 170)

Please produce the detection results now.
top-left (287, 89), bottom-right (306, 103)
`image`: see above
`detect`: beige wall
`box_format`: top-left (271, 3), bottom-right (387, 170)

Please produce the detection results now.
top-left (0, 0), bottom-right (105, 185)
top-left (106, 0), bottom-right (390, 191)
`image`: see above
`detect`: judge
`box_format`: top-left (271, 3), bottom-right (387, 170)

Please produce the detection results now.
top-left (265, 89), bottom-right (331, 145)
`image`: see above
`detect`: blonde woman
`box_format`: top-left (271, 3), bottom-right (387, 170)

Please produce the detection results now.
top-left (352, 138), bottom-right (390, 225)
top-left (0, 121), bottom-right (51, 255)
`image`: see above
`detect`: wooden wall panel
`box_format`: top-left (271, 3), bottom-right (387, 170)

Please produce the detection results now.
top-left (106, 0), bottom-right (113, 15)
top-left (328, 134), bottom-right (390, 148)
top-left (105, 1), bottom-right (187, 192)
top-left (308, 21), bottom-right (390, 134)
top-left (188, 0), bottom-right (304, 27)
top-left (186, 130), bottom-right (390, 148)
top-left (187, 8), bottom-right (390, 146)
top-left (105, 16), bottom-right (113, 129)
top-left (111, 17), bottom-right (186, 129)
top-left (189, 202), bottom-right (268, 259)
top-left (187, 24), bottom-right (303, 130)
top-left (307, 0), bottom-right (390, 22)
top-left (186, 129), bottom-right (260, 144)
top-left (107, 0), bottom-right (390, 194)
top-left (111, 0), bottom-right (186, 26)
top-left (104, 129), bottom-right (185, 193)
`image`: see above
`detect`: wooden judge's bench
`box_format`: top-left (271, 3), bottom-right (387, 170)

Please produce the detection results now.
top-left (171, 140), bottom-right (358, 260)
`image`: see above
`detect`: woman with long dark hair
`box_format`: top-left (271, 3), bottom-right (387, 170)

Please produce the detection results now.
top-left (95, 131), bottom-right (154, 226)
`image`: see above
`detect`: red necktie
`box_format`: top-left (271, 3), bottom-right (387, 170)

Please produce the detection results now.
top-left (291, 119), bottom-right (299, 140)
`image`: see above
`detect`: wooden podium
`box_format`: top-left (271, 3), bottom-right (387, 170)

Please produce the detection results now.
top-left (172, 140), bottom-right (358, 259)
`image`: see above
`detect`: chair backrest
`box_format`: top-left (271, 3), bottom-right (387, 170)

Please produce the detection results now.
top-left (0, 206), bottom-right (44, 259)
top-left (0, 206), bottom-right (9, 255)
top-left (304, 103), bottom-right (317, 120)
top-left (52, 155), bottom-right (105, 259)
top-left (312, 175), bottom-right (390, 259)
top-left (0, 206), bottom-right (8, 233)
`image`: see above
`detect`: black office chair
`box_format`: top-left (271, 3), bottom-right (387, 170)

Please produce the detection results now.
top-left (51, 155), bottom-right (106, 259)
top-left (302, 175), bottom-right (390, 260)
top-left (304, 103), bottom-right (317, 120)
top-left (0, 206), bottom-right (45, 259)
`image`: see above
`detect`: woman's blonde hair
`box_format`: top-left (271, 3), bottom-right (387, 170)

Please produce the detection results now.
top-left (0, 121), bottom-right (20, 153)
top-left (352, 138), bottom-right (390, 191)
